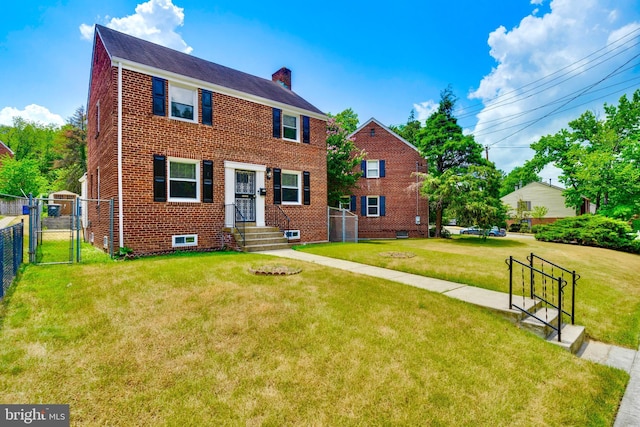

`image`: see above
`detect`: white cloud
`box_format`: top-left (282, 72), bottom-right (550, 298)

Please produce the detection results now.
top-left (0, 105), bottom-right (65, 127)
top-left (79, 0), bottom-right (192, 54)
top-left (467, 0), bottom-right (640, 181)
top-left (414, 100), bottom-right (438, 123)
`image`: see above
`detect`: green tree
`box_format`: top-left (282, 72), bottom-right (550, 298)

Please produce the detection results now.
top-left (531, 90), bottom-right (640, 219)
top-left (0, 156), bottom-right (48, 197)
top-left (389, 109), bottom-right (422, 145)
top-left (53, 106), bottom-right (87, 193)
top-left (326, 110), bottom-right (366, 207)
top-left (416, 86), bottom-right (486, 236)
top-left (500, 163), bottom-right (540, 197)
top-left (531, 205), bottom-right (549, 221)
top-left (0, 117), bottom-right (59, 179)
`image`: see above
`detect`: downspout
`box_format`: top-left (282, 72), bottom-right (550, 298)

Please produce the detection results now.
top-left (117, 62), bottom-right (124, 248)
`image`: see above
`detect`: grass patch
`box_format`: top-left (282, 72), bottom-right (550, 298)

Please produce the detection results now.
top-left (0, 252), bottom-right (628, 425)
top-left (296, 237), bottom-right (640, 348)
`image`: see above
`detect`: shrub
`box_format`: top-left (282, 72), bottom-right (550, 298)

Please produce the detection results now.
top-left (535, 215), bottom-right (639, 254)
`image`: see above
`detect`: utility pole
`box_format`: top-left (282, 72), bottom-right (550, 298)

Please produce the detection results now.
top-left (485, 145), bottom-right (490, 161)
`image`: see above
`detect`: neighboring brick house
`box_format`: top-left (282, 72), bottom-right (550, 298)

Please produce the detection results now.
top-left (347, 118), bottom-right (429, 238)
top-left (86, 25), bottom-right (328, 254)
top-left (0, 140), bottom-right (14, 167)
top-left (501, 181), bottom-right (595, 227)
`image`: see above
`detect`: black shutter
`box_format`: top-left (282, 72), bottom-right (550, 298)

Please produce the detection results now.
top-left (303, 171), bottom-right (310, 205)
top-left (350, 195), bottom-right (356, 212)
top-left (361, 160), bottom-right (367, 178)
top-left (272, 108), bottom-right (282, 138)
top-left (380, 196), bottom-right (386, 216)
top-left (361, 196), bottom-right (367, 216)
top-left (153, 154), bottom-right (166, 202)
top-left (201, 90), bottom-right (213, 126)
top-left (302, 116), bottom-right (310, 144)
top-left (152, 77), bottom-right (166, 116)
top-left (379, 160), bottom-right (386, 177)
top-left (202, 160), bottom-right (213, 203)
top-left (273, 168), bottom-right (282, 204)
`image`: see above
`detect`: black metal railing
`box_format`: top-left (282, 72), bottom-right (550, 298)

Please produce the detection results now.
top-left (267, 204), bottom-right (290, 237)
top-left (1, 222), bottom-right (23, 300)
top-left (224, 204), bottom-right (246, 246)
top-left (506, 253), bottom-right (579, 343)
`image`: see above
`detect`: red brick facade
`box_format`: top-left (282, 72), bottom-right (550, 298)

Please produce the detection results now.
top-left (86, 30), bottom-right (327, 255)
top-left (349, 119), bottom-right (429, 238)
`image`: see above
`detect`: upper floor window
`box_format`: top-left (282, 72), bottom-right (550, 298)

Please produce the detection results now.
top-left (367, 160), bottom-right (380, 178)
top-left (168, 158), bottom-right (200, 202)
top-left (283, 114), bottom-right (298, 141)
top-left (170, 84), bottom-right (197, 122)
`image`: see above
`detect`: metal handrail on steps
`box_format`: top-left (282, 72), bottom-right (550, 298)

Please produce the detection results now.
top-left (267, 205), bottom-right (290, 237)
top-left (225, 204), bottom-right (246, 246)
top-left (506, 253), bottom-right (578, 343)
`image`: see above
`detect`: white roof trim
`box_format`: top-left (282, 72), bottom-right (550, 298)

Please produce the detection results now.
top-left (349, 117), bottom-right (420, 153)
top-left (112, 57), bottom-right (327, 121)
top-left (0, 140), bottom-right (14, 156)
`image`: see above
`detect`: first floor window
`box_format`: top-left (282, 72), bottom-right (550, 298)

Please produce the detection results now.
top-left (367, 196), bottom-right (380, 216)
top-left (360, 195), bottom-right (386, 217)
top-left (169, 158), bottom-right (199, 201)
top-left (282, 171), bottom-right (301, 204)
top-left (170, 84), bottom-right (197, 121)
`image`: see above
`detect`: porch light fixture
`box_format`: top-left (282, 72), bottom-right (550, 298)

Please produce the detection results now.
top-left (266, 167), bottom-right (272, 180)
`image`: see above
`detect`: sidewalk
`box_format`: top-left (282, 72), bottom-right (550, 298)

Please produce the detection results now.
top-left (260, 248), bottom-right (640, 425)
top-left (0, 215), bottom-right (18, 229)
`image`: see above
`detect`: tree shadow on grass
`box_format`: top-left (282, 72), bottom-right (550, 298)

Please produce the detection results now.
top-left (448, 236), bottom-right (528, 248)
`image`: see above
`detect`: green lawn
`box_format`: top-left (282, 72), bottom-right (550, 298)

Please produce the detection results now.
top-left (0, 251), bottom-right (628, 425)
top-left (296, 236), bottom-right (640, 348)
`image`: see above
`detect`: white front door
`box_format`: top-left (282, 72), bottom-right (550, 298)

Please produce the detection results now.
top-left (224, 161), bottom-right (266, 227)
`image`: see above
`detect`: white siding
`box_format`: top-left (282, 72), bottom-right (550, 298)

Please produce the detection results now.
top-left (501, 182), bottom-right (577, 218)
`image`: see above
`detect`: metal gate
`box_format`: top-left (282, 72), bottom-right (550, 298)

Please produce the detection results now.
top-left (235, 170), bottom-right (256, 222)
top-left (328, 207), bottom-right (358, 243)
top-left (27, 195), bottom-right (114, 264)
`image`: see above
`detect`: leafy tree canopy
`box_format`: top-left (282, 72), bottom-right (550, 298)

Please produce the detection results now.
top-left (326, 109), bottom-right (365, 207)
top-left (499, 163), bottom-right (541, 197)
top-left (530, 90), bottom-right (640, 220)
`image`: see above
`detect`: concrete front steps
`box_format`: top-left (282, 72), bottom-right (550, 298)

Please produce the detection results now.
top-left (513, 301), bottom-right (585, 354)
top-left (232, 225), bottom-right (290, 252)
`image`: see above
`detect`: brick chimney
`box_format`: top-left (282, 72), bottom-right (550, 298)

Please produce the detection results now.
top-left (272, 67), bottom-right (292, 90)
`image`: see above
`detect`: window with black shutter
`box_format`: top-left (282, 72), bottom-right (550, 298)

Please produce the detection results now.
top-left (152, 77), bottom-right (166, 116)
top-left (153, 154), bottom-right (167, 201)
top-left (201, 90), bottom-right (213, 126)
top-left (202, 160), bottom-right (213, 203)
top-left (272, 108), bottom-right (282, 138)
top-left (302, 116), bottom-right (310, 144)
top-left (303, 171), bottom-right (310, 205)
top-left (273, 168), bottom-right (282, 204)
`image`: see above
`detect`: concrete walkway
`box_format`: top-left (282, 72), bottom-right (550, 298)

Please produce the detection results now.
top-left (0, 215), bottom-right (17, 229)
top-left (260, 248), bottom-right (640, 425)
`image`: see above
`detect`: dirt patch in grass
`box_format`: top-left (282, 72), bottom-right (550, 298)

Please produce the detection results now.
top-left (378, 251), bottom-right (416, 258)
top-left (249, 264), bottom-right (302, 275)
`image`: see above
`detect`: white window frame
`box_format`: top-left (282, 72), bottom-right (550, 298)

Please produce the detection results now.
top-left (367, 160), bottom-right (380, 178)
top-left (169, 83), bottom-right (198, 123)
top-left (168, 158), bottom-right (200, 202)
top-left (281, 170), bottom-right (301, 205)
top-left (172, 234), bottom-right (198, 248)
top-left (282, 113), bottom-right (299, 142)
top-left (367, 196), bottom-right (380, 217)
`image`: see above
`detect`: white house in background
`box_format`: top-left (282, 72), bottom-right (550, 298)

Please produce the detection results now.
top-left (501, 181), bottom-right (594, 226)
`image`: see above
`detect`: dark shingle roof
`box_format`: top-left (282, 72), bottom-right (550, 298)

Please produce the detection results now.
top-left (95, 25), bottom-right (324, 115)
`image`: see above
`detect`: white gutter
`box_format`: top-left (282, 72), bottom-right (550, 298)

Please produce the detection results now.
top-left (117, 62), bottom-right (124, 248)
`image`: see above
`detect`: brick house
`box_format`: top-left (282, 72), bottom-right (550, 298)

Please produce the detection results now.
top-left (86, 25), bottom-right (328, 254)
top-left (347, 118), bottom-right (429, 238)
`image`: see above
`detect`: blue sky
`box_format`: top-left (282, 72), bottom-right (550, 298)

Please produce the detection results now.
top-left (1, 0), bottom-right (639, 182)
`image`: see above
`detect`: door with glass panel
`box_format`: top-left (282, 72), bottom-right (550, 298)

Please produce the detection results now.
top-left (235, 170), bottom-right (256, 222)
